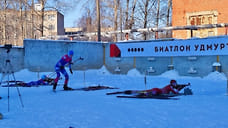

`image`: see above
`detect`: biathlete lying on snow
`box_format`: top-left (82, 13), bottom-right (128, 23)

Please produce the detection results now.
top-left (13, 75), bottom-right (54, 87)
top-left (140, 80), bottom-right (190, 96)
top-left (107, 80), bottom-right (191, 96)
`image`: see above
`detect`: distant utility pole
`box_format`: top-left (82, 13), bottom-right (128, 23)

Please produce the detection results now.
top-left (96, 0), bottom-right (101, 41)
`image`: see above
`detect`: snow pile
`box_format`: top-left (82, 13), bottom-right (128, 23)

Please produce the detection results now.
top-left (212, 62), bottom-right (221, 66)
top-left (203, 71), bottom-right (227, 81)
top-left (159, 69), bottom-right (180, 79)
top-left (87, 65), bottom-right (111, 75)
top-left (127, 68), bottom-right (142, 77)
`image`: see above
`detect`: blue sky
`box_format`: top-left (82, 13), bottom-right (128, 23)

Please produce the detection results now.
top-left (63, 0), bottom-right (89, 28)
top-left (64, 7), bottom-right (82, 28)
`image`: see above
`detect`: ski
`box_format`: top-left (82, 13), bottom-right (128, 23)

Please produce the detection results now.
top-left (106, 90), bottom-right (133, 95)
top-left (60, 85), bottom-right (119, 91)
top-left (1, 83), bottom-right (53, 87)
top-left (106, 91), bottom-right (125, 95)
top-left (0, 80), bottom-right (24, 84)
top-left (116, 95), bottom-right (179, 100)
top-left (61, 88), bottom-right (80, 91)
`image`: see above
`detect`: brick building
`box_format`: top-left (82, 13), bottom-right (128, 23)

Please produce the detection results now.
top-left (172, 0), bottom-right (228, 39)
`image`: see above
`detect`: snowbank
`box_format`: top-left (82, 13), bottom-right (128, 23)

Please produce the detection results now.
top-left (203, 71), bottom-right (227, 81)
top-left (127, 68), bottom-right (142, 77)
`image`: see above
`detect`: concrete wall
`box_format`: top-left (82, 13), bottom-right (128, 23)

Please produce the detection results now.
top-left (1, 39), bottom-right (227, 77)
top-left (24, 39), bottom-right (104, 72)
top-left (0, 46), bottom-right (24, 73)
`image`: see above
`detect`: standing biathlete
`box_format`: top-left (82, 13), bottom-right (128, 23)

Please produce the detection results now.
top-left (53, 50), bottom-right (74, 91)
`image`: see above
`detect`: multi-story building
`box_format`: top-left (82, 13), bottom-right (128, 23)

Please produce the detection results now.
top-left (43, 11), bottom-right (64, 37)
top-left (0, 8), bottom-right (64, 46)
top-left (172, 0), bottom-right (228, 39)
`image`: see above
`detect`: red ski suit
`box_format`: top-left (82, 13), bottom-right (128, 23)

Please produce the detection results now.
top-left (145, 85), bottom-right (178, 95)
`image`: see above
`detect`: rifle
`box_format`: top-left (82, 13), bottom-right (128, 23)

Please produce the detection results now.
top-left (175, 83), bottom-right (191, 91)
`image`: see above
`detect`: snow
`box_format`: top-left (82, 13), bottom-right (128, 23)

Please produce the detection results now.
top-left (1, 67), bottom-right (228, 128)
top-left (212, 62), bottom-right (221, 66)
top-left (127, 68), bottom-right (141, 77)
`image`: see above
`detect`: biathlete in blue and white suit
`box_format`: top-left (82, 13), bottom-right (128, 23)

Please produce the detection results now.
top-left (53, 50), bottom-right (74, 91)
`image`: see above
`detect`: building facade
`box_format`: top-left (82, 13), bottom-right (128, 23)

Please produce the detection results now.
top-left (43, 11), bottom-right (64, 37)
top-left (172, 0), bottom-right (228, 39)
top-left (0, 9), bottom-right (64, 46)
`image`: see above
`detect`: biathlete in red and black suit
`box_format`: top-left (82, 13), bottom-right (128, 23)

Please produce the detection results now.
top-left (107, 80), bottom-right (191, 96)
top-left (143, 80), bottom-right (179, 95)
top-left (53, 50), bottom-right (74, 91)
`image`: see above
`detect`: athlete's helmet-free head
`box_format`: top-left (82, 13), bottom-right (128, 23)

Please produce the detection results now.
top-left (68, 50), bottom-right (74, 56)
top-left (170, 79), bottom-right (177, 86)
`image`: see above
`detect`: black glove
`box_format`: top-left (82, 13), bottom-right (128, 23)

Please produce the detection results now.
top-left (60, 66), bottom-right (64, 70)
top-left (69, 69), bottom-right (73, 74)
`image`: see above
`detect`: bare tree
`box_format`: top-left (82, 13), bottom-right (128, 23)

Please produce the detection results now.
top-left (96, 0), bottom-right (101, 41)
top-left (3, 0), bottom-right (7, 45)
top-left (155, 0), bottom-right (160, 39)
top-left (124, 0), bottom-right (129, 29)
top-left (166, 0), bottom-right (172, 37)
top-left (114, 0), bottom-right (120, 41)
top-left (0, 0), bottom-right (74, 45)
top-left (143, 0), bottom-right (149, 40)
top-left (129, 0), bottom-right (137, 29)
top-left (40, 0), bottom-right (45, 36)
top-left (135, 0), bottom-right (156, 40)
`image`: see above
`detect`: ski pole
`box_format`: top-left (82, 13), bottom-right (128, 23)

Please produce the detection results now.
top-left (66, 57), bottom-right (84, 67)
top-left (73, 56), bottom-right (84, 63)
top-left (7, 74), bottom-right (10, 112)
top-left (8, 85), bottom-right (10, 112)
top-left (144, 71), bottom-right (147, 89)
top-left (83, 70), bottom-right (86, 87)
top-left (16, 87), bottom-right (24, 108)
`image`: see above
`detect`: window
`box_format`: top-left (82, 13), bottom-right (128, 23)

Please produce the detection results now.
top-left (208, 31), bottom-right (214, 36)
top-left (196, 17), bottom-right (201, 25)
top-left (48, 15), bottom-right (55, 21)
top-left (208, 16), bottom-right (212, 24)
top-left (190, 17), bottom-right (196, 25)
top-left (48, 24), bottom-right (55, 30)
top-left (202, 16), bottom-right (205, 24)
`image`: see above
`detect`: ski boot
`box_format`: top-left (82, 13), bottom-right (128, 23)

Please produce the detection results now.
top-left (63, 84), bottom-right (73, 90)
top-left (53, 82), bottom-right (57, 91)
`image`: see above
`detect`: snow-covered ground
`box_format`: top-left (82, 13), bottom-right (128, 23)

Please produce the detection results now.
top-left (0, 67), bottom-right (228, 128)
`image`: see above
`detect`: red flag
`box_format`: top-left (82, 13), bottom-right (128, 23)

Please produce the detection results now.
top-left (110, 44), bottom-right (121, 57)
